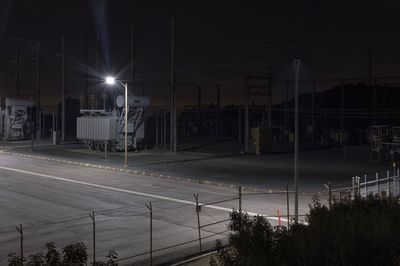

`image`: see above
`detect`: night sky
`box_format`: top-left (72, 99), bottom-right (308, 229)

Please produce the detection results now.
top-left (0, 0), bottom-right (399, 107)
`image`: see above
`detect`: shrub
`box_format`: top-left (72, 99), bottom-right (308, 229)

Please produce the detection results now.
top-left (212, 196), bottom-right (400, 266)
top-left (8, 242), bottom-right (118, 266)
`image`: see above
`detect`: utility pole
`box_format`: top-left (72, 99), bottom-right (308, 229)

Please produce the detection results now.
top-left (145, 202), bottom-right (153, 266)
top-left (286, 184), bottom-right (290, 229)
top-left (89, 212), bottom-right (96, 264)
top-left (170, 17), bottom-right (176, 153)
top-left (197, 61), bottom-right (201, 135)
top-left (311, 81), bottom-right (315, 141)
top-left (61, 37), bottom-right (65, 142)
top-left (368, 48), bottom-right (374, 125)
top-left (84, 30), bottom-right (89, 109)
top-left (267, 66), bottom-right (272, 128)
top-left (36, 42), bottom-right (41, 140)
top-left (15, 45), bottom-right (20, 97)
top-left (244, 77), bottom-right (249, 153)
top-left (155, 110), bottom-right (159, 148)
top-left (373, 77), bottom-right (377, 125)
top-left (285, 81), bottom-right (289, 129)
top-left (95, 31), bottom-right (100, 109)
top-left (238, 107), bottom-right (242, 142)
top-left (194, 193), bottom-right (202, 252)
top-left (294, 58), bottom-right (300, 224)
top-left (16, 224), bottom-right (23, 266)
top-left (341, 79), bottom-right (344, 129)
top-left (216, 84), bottom-right (220, 136)
top-left (30, 106), bottom-right (34, 151)
top-left (163, 111), bottom-right (167, 149)
top-left (130, 25), bottom-right (135, 93)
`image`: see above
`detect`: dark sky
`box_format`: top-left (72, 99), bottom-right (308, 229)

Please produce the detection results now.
top-left (1, 0), bottom-right (400, 107)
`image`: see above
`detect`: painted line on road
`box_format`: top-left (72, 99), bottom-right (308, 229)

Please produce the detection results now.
top-left (0, 151), bottom-right (322, 201)
top-left (0, 143), bottom-right (55, 151)
top-left (0, 151), bottom-right (275, 194)
top-left (0, 165), bottom-right (291, 223)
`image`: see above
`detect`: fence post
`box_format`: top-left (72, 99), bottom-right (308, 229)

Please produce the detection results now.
top-left (145, 202), bottom-right (153, 266)
top-left (16, 224), bottom-right (23, 266)
top-left (238, 186), bottom-right (242, 214)
top-left (387, 170), bottom-right (391, 196)
top-left (364, 175), bottom-right (367, 197)
top-left (89, 212), bottom-right (95, 264)
top-left (352, 176), bottom-right (355, 199)
top-left (357, 176), bottom-right (361, 197)
top-left (155, 110), bottom-right (159, 149)
top-left (194, 193), bottom-right (202, 252)
top-left (286, 184), bottom-right (290, 229)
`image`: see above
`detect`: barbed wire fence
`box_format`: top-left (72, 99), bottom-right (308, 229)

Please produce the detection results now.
top-left (0, 185), bottom-right (326, 265)
top-left (329, 167), bottom-right (400, 205)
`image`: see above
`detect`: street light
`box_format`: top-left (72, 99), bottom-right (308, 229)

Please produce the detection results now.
top-left (105, 76), bottom-right (128, 168)
top-left (294, 58), bottom-right (300, 224)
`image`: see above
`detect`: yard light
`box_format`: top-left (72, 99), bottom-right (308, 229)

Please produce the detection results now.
top-left (104, 76), bottom-right (128, 168)
top-left (105, 76), bottom-right (116, 85)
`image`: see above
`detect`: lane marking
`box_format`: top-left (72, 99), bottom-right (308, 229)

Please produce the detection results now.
top-left (0, 165), bottom-right (289, 223)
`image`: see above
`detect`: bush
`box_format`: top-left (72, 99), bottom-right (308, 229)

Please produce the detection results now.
top-left (8, 242), bottom-right (118, 266)
top-left (212, 196), bottom-right (400, 266)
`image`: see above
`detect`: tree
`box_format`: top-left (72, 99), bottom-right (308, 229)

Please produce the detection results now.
top-left (8, 242), bottom-right (118, 266)
top-left (62, 242), bottom-right (88, 266)
top-left (44, 242), bottom-right (61, 266)
top-left (212, 196), bottom-right (400, 266)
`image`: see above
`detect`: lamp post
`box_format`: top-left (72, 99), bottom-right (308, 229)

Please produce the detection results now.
top-left (105, 76), bottom-right (128, 168)
top-left (294, 58), bottom-right (300, 224)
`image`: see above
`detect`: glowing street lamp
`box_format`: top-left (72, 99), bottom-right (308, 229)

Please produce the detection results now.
top-left (105, 76), bottom-right (116, 85)
top-left (105, 76), bottom-right (128, 168)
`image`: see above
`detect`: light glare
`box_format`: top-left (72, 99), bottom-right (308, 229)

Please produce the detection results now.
top-left (105, 76), bottom-right (116, 85)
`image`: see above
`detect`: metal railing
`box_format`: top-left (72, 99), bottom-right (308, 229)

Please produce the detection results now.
top-left (332, 169), bottom-right (400, 201)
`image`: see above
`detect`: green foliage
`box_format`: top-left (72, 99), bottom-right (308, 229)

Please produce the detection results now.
top-left (91, 251), bottom-right (118, 266)
top-left (7, 252), bottom-right (23, 266)
top-left (62, 242), bottom-right (88, 265)
top-left (27, 252), bottom-right (45, 266)
top-left (44, 242), bottom-right (61, 266)
top-left (213, 196), bottom-right (400, 266)
top-left (8, 242), bottom-right (118, 266)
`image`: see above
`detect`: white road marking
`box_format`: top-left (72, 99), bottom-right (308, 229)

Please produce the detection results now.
top-left (0, 165), bottom-right (288, 223)
top-left (0, 143), bottom-right (54, 151)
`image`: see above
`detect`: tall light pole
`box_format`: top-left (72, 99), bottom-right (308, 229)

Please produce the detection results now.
top-left (105, 76), bottom-right (128, 168)
top-left (170, 17), bottom-right (176, 153)
top-left (294, 58), bottom-right (300, 224)
top-left (61, 37), bottom-right (65, 142)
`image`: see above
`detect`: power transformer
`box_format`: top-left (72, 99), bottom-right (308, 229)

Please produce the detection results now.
top-left (77, 94), bottom-right (149, 151)
top-left (0, 98), bottom-right (33, 141)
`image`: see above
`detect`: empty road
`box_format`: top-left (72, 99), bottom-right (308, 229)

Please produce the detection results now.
top-left (0, 152), bottom-right (313, 265)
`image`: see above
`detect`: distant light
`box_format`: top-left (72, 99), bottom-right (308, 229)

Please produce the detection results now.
top-left (105, 76), bottom-right (116, 85)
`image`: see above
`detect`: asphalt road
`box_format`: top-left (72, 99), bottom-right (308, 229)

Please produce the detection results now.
top-left (0, 152), bottom-right (314, 265)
